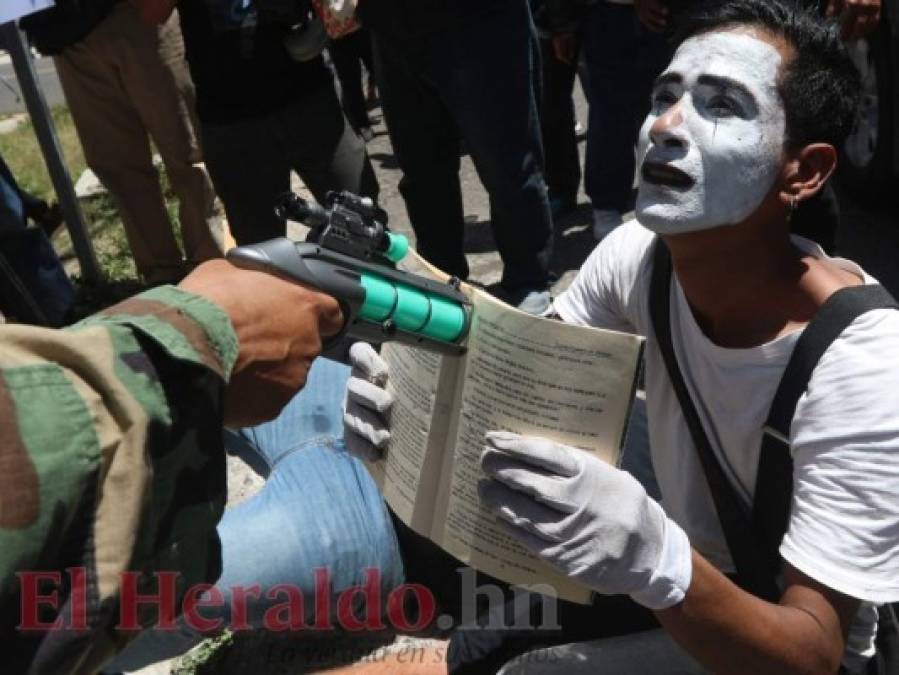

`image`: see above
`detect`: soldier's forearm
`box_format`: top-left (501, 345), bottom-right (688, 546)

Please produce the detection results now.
top-left (0, 285), bottom-right (237, 600)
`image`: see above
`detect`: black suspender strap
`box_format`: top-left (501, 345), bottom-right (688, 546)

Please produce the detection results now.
top-left (648, 237), bottom-right (898, 600)
top-left (753, 284), bottom-right (899, 573)
top-left (649, 239), bottom-right (779, 600)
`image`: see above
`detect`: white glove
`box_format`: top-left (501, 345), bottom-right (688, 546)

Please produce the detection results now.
top-left (478, 431), bottom-right (692, 610)
top-left (342, 342), bottom-right (393, 461)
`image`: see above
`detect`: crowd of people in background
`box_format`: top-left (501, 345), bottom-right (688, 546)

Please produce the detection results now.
top-left (2, 0), bottom-right (666, 322)
top-left (5, 0), bottom-right (880, 324)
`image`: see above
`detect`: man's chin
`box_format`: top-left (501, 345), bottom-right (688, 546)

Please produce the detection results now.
top-left (635, 204), bottom-right (710, 236)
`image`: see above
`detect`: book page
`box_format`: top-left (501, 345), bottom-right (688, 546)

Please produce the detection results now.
top-left (434, 289), bottom-right (644, 603)
top-left (366, 249), bottom-right (466, 534)
top-left (368, 343), bottom-right (461, 533)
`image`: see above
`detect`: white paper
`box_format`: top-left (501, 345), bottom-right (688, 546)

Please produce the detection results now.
top-left (1, 0), bottom-right (54, 25)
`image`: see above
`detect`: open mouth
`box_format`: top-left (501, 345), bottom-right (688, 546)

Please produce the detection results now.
top-left (641, 162), bottom-right (695, 189)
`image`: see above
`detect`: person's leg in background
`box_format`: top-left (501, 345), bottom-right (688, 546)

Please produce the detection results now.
top-left (104, 357), bottom-right (405, 671)
top-left (582, 3), bottom-right (641, 240)
top-left (282, 84), bottom-right (379, 206)
top-left (355, 28), bottom-right (377, 103)
top-left (537, 34), bottom-right (581, 218)
top-left (329, 29), bottom-right (375, 139)
top-left (126, 7), bottom-right (222, 266)
top-left (372, 34), bottom-right (469, 281)
top-left (54, 9), bottom-right (185, 284)
top-left (200, 114), bottom-right (291, 245)
top-left (632, 22), bottom-right (673, 126)
top-left (434, 0), bottom-right (554, 307)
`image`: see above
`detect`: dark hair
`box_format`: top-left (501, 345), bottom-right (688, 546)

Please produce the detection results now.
top-left (675, 0), bottom-right (861, 150)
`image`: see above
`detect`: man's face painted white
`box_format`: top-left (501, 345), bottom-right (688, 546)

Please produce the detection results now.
top-left (635, 30), bottom-right (787, 234)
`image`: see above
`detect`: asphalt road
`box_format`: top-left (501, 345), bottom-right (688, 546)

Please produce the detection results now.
top-left (0, 52), bottom-right (64, 114)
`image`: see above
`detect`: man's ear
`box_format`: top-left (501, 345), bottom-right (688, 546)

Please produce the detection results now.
top-left (779, 143), bottom-right (838, 205)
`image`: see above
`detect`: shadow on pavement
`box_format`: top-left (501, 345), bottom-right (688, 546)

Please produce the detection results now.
top-left (367, 152), bottom-right (400, 170)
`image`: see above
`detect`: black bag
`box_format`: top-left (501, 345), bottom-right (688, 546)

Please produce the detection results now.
top-left (19, 0), bottom-right (121, 56)
top-left (648, 238), bottom-right (899, 674)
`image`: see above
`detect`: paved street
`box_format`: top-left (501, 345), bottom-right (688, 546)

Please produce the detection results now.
top-left (0, 51), bottom-right (63, 114)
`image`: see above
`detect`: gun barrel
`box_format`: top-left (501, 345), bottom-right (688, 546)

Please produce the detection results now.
top-left (227, 238), bottom-right (471, 355)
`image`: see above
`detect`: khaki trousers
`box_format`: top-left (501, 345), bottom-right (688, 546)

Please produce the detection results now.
top-left (54, 3), bottom-right (221, 282)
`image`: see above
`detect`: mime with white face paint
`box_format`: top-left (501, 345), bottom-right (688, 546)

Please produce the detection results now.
top-left (472, 2), bottom-right (899, 673)
top-left (340, 1), bottom-right (899, 673)
top-left (635, 30), bottom-right (788, 233)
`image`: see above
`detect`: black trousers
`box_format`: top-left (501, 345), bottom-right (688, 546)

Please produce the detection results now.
top-left (537, 36), bottom-right (581, 205)
top-left (200, 84), bottom-right (379, 245)
top-left (329, 29), bottom-right (376, 133)
top-left (370, 0), bottom-right (553, 290)
top-left (391, 515), bottom-right (659, 675)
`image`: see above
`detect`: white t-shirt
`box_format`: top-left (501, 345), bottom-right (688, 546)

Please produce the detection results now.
top-left (554, 219), bottom-right (899, 669)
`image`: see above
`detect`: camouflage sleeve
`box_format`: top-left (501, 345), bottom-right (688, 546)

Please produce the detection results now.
top-left (0, 285), bottom-right (238, 673)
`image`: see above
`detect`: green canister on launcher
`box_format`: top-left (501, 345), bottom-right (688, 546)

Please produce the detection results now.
top-left (226, 191), bottom-right (471, 354)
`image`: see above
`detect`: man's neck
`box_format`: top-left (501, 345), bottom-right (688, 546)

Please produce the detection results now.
top-left (663, 224), bottom-right (855, 348)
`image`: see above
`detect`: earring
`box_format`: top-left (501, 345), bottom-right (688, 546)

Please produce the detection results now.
top-left (787, 195), bottom-right (798, 224)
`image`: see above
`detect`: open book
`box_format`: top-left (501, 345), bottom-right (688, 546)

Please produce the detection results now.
top-left (366, 254), bottom-right (645, 604)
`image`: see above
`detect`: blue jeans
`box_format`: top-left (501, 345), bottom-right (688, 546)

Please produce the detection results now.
top-left (105, 357), bottom-right (404, 671)
top-left (108, 356), bottom-right (659, 672)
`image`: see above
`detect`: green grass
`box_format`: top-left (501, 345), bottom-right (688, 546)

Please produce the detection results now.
top-left (172, 630), bottom-right (235, 675)
top-left (0, 106), bottom-right (183, 306)
top-left (0, 107), bottom-right (82, 197)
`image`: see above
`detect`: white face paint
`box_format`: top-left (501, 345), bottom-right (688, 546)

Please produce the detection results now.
top-left (635, 30), bottom-right (787, 235)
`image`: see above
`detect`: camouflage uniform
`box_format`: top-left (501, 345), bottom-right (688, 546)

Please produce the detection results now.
top-left (0, 286), bottom-right (238, 674)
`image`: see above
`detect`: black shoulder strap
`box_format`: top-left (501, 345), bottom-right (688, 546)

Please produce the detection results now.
top-left (753, 283), bottom-right (899, 575)
top-left (648, 239), bottom-right (779, 600)
top-left (650, 236), bottom-right (899, 599)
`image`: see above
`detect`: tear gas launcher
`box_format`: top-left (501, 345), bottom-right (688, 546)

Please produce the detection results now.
top-left (226, 191), bottom-right (471, 355)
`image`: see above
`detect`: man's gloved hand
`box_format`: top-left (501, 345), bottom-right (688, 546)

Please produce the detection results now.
top-left (478, 431), bottom-right (692, 610)
top-left (343, 342), bottom-right (393, 461)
